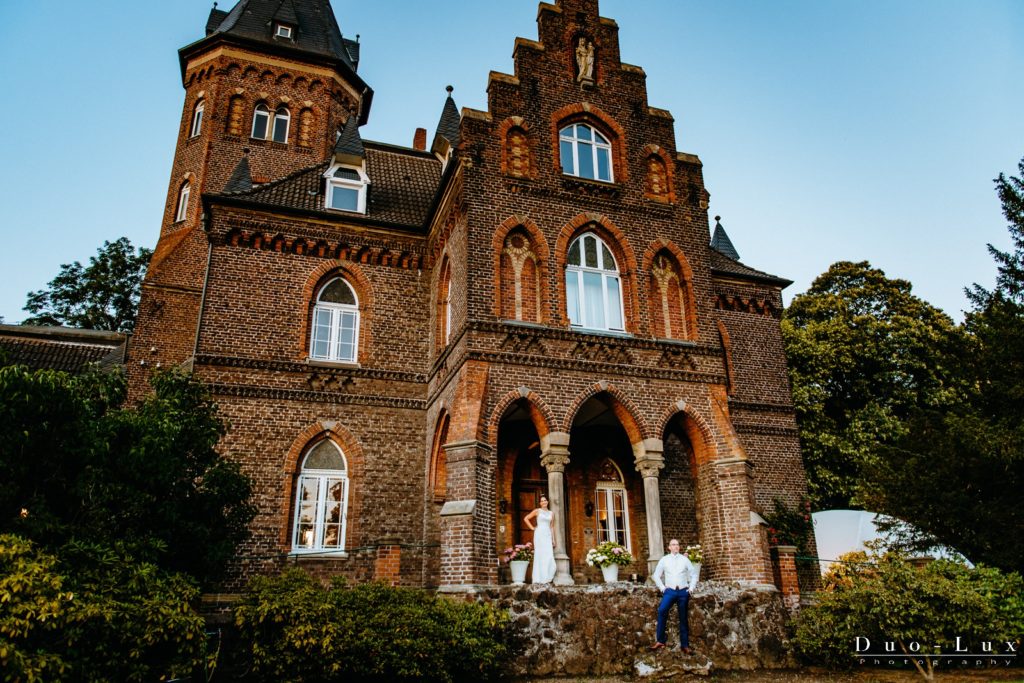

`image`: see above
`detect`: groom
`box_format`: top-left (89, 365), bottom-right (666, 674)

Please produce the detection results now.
top-left (650, 538), bottom-right (697, 654)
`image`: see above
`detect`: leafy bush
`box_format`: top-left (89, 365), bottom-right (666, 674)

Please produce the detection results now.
top-left (0, 534), bottom-right (208, 682)
top-left (234, 568), bottom-right (512, 682)
top-left (0, 364), bottom-right (255, 586)
top-left (794, 549), bottom-right (1024, 680)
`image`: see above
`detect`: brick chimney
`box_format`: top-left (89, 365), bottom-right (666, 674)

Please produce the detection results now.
top-left (413, 127), bottom-right (427, 151)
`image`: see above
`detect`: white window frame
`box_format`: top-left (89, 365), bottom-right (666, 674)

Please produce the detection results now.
top-left (190, 99), bottom-right (204, 137)
top-left (323, 163), bottom-right (369, 214)
top-left (291, 442), bottom-right (349, 554)
top-left (174, 182), bottom-right (190, 222)
top-left (275, 24), bottom-right (293, 39)
top-left (559, 123), bottom-right (613, 182)
top-left (595, 464), bottom-right (631, 551)
top-left (565, 232), bottom-right (625, 332)
top-left (309, 278), bottom-right (360, 363)
top-left (272, 106), bottom-right (290, 143)
top-left (251, 103), bottom-right (270, 140)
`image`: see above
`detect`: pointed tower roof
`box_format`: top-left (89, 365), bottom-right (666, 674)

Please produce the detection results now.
top-left (272, 0), bottom-right (300, 26)
top-left (431, 86), bottom-right (461, 155)
top-left (223, 154), bottom-right (254, 193)
top-left (333, 118), bottom-right (365, 165)
top-left (710, 215), bottom-right (741, 261)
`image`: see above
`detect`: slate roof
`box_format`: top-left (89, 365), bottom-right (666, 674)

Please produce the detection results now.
top-left (218, 142), bottom-right (441, 228)
top-left (433, 88), bottom-right (461, 151)
top-left (710, 217), bottom-right (740, 261)
top-left (334, 118), bottom-right (365, 161)
top-left (0, 325), bottom-right (127, 374)
top-left (204, 0), bottom-right (356, 69)
top-left (708, 248), bottom-right (792, 287)
top-left (224, 155), bottom-right (254, 193)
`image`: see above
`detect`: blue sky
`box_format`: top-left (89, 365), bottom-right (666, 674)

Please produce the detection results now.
top-left (0, 0), bottom-right (1021, 324)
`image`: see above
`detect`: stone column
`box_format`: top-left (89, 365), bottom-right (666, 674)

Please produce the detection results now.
top-left (633, 438), bottom-right (666, 577)
top-left (540, 431), bottom-right (574, 585)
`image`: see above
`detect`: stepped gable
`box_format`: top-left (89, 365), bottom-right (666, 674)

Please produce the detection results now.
top-left (218, 142), bottom-right (441, 228)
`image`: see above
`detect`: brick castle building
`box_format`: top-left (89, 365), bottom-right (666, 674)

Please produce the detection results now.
top-left (130, 0), bottom-right (813, 592)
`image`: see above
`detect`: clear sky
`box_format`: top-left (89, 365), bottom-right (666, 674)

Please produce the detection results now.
top-left (0, 1), bottom-right (1021, 324)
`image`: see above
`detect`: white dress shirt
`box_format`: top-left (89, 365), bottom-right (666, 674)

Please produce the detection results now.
top-left (652, 552), bottom-right (697, 592)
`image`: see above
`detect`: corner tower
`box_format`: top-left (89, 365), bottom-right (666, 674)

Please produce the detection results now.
top-left (130, 0), bottom-right (371, 394)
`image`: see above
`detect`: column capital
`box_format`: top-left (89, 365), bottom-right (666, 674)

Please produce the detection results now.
top-left (540, 452), bottom-right (570, 473)
top-left (540, 431), bottom-right (571, 472)
top-left (636, 457), bottom-right (664, 479)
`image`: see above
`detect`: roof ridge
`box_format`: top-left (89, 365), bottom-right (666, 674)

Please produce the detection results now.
top-left (223, 159), bottom-right (329, 196)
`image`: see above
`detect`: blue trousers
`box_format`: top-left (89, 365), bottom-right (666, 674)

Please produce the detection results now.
top-left (656, 587), bottom-right (690, 647)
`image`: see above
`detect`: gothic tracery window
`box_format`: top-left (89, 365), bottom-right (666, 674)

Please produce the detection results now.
top-left (500, 229), bottom-right (541, 322)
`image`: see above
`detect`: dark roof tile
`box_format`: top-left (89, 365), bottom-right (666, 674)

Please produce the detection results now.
top-left (708, 248), bottom-right (792, 287)
top-left (0, 325), bottom-right (127, 374)
top-left (224, 155), bottom-right (254, 193)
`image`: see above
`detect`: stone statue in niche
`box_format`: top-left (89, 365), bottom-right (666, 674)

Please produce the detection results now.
top-left (575, 37), bottom-right (595, 82)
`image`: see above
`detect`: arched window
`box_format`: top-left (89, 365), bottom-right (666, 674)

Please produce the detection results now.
top-left (437, 257), bottom-right (452, 348)
top-left (291, 439), bottom-right (348, 553)
top-left (251, 103), bottom-right (270, 139)
top-left (595, 458), bottom-right (630, 549)
top-left (174, 182), bottom-right (190, 222)
top-left (565, 232), bottom-right (624, 331)
top-left (310, 278), bottom-right (359, 363)
top-left (190, 100), bottom-right (204, 137)
top-left (559, 123), bottom-right (612, 182)
top-left (272, 106), bottom-right (290, 143)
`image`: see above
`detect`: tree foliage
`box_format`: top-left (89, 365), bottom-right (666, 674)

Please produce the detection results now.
top-left (0, 534), bottom-right (208, 683)
top-left (0, 365), bottom-right (255, 586)
top-left (232, 569), bottom-right (513, 682)
top-left (860, 158), bottom-right (1024, 573)
top-left (22, 237), bottom-right (151, 332)
top-left (781, 261), bottom-right (967, 509)
top-left (793, 550), bottom-right (1024, 681)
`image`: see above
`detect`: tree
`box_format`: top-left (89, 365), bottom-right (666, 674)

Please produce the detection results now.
top-left (862, 158), bottom-right (1024, 573)
top-left (781, 261), bottom-right (967, 509)
top-left (0, 365), bottom-right (255, 586)
top-left (22, 237), bottom-right (152, 332)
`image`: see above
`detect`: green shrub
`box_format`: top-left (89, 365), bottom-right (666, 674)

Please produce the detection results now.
top-left (794, 549), bottom-right (1024, 680)
top-left (0, 534), bottom-right (208, 682)
top-left (234, 568), bottom-right (512, 682)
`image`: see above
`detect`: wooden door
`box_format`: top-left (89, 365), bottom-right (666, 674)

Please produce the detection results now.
top-left (515, 486), bottom-right (542, 546)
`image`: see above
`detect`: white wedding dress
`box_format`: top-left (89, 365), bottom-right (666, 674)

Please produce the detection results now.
top-left (532, 509), bottom-right (556, 584)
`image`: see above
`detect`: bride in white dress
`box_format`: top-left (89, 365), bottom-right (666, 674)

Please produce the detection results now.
top-left (524, 495), bottom-right (556, 584)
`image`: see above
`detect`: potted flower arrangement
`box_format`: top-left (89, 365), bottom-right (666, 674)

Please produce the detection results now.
top-left (501, 542), bottom-right (534, 584)
top-left (585, 541), bottom-right (633, 582)
top-left (685, 544), bottom-right (703, 582)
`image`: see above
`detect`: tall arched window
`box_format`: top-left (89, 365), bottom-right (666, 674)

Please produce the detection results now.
top-left (291, 439), bottom-right (348, 553)
top-left (437, 257), bottom-right (452, 348)
top-left (595, 458), bottom-right (630, 549)
top-left (251, 103), bottom-right (270, 139)
top-left (174, 181), bottom-right (190, 223)
top-left (190, 99), bottom-right (204, 137)
top-left (559, 123), bottom-right (612, 182)
top-left (310, 278), bottom-right (359, 363)
top-left (272, 106), bottom-right (290, 143)
top-left (565, 232), bottom-right (624, 331)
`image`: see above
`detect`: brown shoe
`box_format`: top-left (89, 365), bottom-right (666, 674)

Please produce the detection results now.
top-left (681, 647), bottom-right (692, 655)
top-left (650, 642), bottom-right (666, 651)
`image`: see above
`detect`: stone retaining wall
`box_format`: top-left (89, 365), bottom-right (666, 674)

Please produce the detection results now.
top-left (462, 581), bottom-right (797, 678)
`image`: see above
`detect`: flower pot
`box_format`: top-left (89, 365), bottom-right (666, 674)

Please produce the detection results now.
top-left (601, 564), bottom-right (619, 583)
top-left (691, 562), bottom-right (701, 583)
top-left (510, 560), bottom-right (529, 584)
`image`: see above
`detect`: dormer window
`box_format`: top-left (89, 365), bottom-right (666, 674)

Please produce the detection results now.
top-left (275, 24), bottom-right (293, 39)
top-left (324, 164), bottom-right (369, 214)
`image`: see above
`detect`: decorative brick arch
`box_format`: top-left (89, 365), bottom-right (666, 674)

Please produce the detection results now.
top-left (491, 215), bottom-right (550, 322)
top-left (656, 400), bottom-right (718, 467)
top-left (550, 102), bottom-right (629, 182)
top-left (486, 387), bottom-right (556, 448)
top-left (497, 116), bottom-right (537, 179)
top-left (554, 213), bottom-right (640, 331)
top-left (297, 260), bottom-right (373, 363)
top-left (562, 382), bottom-right (650, 444)
top-left (642, 144), bottom-right (677, 204)
top-left (279, 420), bottom-right (365, 549)
top-left (428, 411), bottom-right (451, 503)
top-left (642, 239), bottom-right (699, 340)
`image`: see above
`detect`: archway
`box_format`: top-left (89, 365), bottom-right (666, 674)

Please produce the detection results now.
top-left (495, 399), bottom-right (545, 567)
top-left (660, 412), bottom-right (701, 549)
top-left (565, 392), bottom-right (646, 582)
